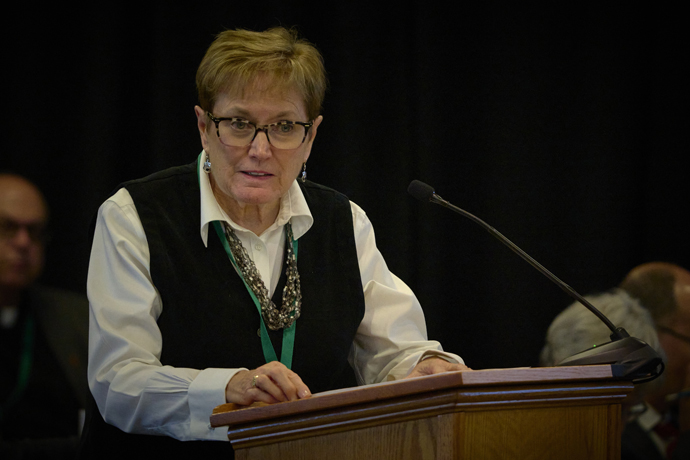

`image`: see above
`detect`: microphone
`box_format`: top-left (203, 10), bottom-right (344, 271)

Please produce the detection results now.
top-left (408, 179), bottom-right (663, 383)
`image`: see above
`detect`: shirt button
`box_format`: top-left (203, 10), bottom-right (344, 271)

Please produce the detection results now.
top-left (255, 244), bottom-right (262, 251)
top-left (257, 328), bottom-right (261, 337)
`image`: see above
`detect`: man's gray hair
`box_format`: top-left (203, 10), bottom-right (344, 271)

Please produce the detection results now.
top-left (540, 288), bottom-right (665, 367)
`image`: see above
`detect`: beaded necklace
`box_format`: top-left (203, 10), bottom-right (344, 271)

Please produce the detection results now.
top-left (212, 220), bottom-right (299, 369)
top-left (221, 221), bottom-right (301, 330)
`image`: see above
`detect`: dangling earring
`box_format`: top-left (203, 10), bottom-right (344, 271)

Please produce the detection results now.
top-left (203, 153), bottom-right (212, 173)
top-left (300, 163), bottom-right (307, 182)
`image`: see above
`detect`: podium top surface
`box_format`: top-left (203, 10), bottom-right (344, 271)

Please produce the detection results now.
top-left (210, 365), bottom-right (618, 428)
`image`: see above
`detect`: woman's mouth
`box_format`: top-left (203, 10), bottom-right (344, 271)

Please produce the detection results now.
top-left (242, 171), bottom-right (272, 178)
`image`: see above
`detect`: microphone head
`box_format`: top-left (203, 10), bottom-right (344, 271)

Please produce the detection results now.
top-left (408, 180), bottom-right (436, 202)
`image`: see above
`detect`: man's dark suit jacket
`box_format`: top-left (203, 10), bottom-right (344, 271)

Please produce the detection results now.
top-left (1, 285), bottom-right (89, 460)
top-left (622, 417), bottom-right (690, 460)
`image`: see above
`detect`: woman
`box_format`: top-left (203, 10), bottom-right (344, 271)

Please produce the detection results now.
top-left (81, 27), bottom-right (468, 456)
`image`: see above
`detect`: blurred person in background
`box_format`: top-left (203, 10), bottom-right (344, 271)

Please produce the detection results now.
top-left (541, 262), bottom-right (690, 459)
top-left (619, 262), bottom-right (690, 460)
top-left (0, 173), bottom-right (89, 460)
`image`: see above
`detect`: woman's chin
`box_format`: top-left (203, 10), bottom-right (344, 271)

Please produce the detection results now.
top-left (231, 187), bottom-right (282, 208)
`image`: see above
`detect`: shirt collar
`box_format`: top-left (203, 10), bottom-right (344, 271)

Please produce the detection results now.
top-left (198, 151), bottom-right (313, 246)
top-left (1, 306), bottom-right (19, 329)
top-left (636, 402), bottom-right (662, 432)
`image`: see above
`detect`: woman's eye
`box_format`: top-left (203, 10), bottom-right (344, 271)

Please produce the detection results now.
top-left (230, 120), bottom-right (250, 130)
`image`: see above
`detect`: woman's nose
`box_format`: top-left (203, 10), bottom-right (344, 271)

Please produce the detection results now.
top-left (248, 130), bottom-right (272, 158)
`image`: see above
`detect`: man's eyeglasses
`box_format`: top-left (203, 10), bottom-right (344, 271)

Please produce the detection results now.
top-left (0, 217), bottom-right (49, 244)
top-left (207, 112), bottom-right (314, 150)
top-left (658, 325), bottom-right (690, 346)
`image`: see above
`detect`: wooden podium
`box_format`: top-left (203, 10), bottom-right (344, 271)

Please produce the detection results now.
top-left (211, 366), bottom-right (633, 460)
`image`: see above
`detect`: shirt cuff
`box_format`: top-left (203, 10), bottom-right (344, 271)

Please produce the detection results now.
top-left (188, 367), bottom-right (246, 441)
top-left (419, 350), bottom-right (463, 364)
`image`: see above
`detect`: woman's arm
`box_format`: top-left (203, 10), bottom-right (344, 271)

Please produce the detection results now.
top-left (348, 202), bottom-right (467, 384)
top-left (87, 188), bottom-right (239, 441)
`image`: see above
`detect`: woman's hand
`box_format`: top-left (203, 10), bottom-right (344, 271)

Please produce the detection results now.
top-left (225, 361), bottom-right (311, 406)
top-left (404, 356), bottom-right (471, 379)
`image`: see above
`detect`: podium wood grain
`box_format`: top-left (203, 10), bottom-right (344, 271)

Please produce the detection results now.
top-left (211, 366), bottom-right (632, 459)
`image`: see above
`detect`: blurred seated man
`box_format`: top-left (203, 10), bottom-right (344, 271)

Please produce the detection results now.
top-left (539, 288), bottom-right (665, 425)
top-left (619, 262), bottom-right (690, 460)
top-left (0, 173), bottom-right (89, 460)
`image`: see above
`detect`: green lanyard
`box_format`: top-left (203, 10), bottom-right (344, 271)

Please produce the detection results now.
top-left (212, 221), bottom-right (297, 369)
top-left (0, 315), bottom-right (34, 422)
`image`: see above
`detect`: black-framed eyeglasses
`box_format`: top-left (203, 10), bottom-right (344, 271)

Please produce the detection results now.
top-left (0, 216), bottom-right (49, 244)
top-left (207, 112), bottom-right (314, 150)
top-left (658, 325), bottom-right (690, 346)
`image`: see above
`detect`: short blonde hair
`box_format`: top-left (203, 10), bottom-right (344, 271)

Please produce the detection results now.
top-left (196, 27), bottom-right (326, 120)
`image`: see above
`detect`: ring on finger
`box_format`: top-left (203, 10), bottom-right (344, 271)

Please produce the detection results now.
top-left (251, 375), bottom-right (260, 388)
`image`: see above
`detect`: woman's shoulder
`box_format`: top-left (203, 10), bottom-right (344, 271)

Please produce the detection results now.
top-left (298, 180), bottom-right (350, 204)
top-left (124, 162), bottom-right (196, 188)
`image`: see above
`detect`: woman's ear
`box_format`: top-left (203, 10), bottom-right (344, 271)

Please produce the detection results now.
top-left (194, 106), bottom-right (210, 150)
top-left (309, 115), bottom-right (323, 141)
top-left (302, 115), bottom-right (323, 163)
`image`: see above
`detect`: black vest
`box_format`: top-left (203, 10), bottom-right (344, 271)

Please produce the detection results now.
top-left (78, 162), bottom-right (365, 458)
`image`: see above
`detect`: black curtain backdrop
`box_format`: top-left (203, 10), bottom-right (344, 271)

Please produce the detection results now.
top-left (4, 5), bottom-right (687, 370)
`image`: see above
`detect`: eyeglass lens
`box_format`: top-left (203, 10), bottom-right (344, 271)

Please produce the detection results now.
top-left (218, 120), bottom-right (307, 149)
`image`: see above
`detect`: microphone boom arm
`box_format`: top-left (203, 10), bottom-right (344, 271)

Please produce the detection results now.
top-left (429, 193), bottom-right (627, 340)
